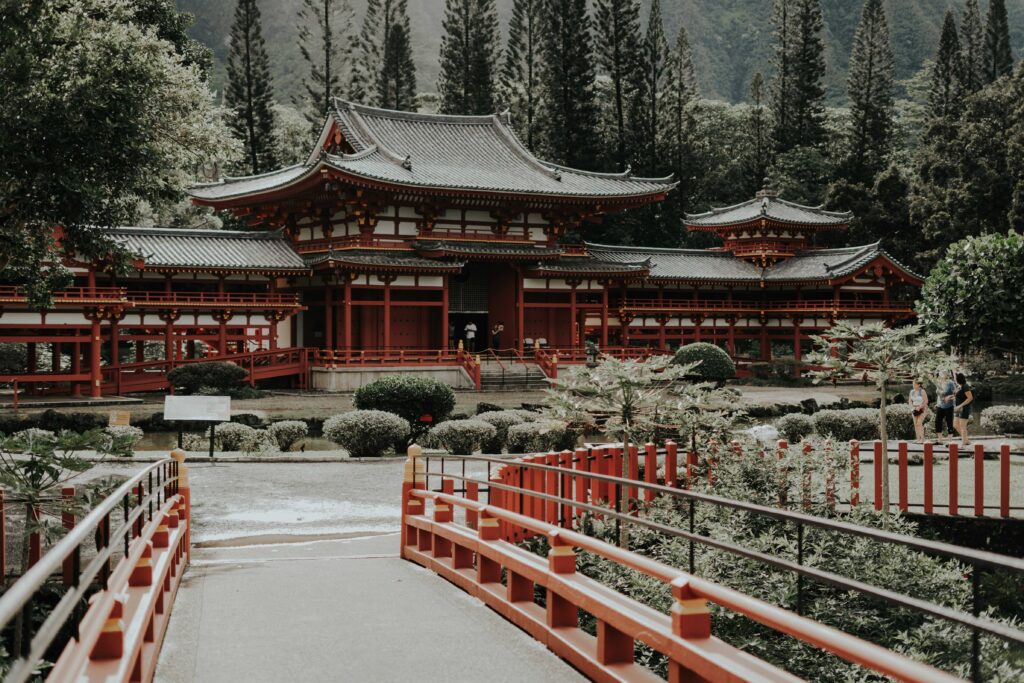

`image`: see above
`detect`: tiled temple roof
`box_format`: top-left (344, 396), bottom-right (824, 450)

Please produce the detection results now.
top-left (685, 194), bottom-right (852, 229)
top-left (413, 240), bottom-right (562, 260)
top-left (110, 227), bottom-right (307, 272)
top-left (526, 256), bottom-right (651, 278)
top-left (305, 250), bottom-right (464, 273)
top-left (191, 100), bottom-right (676, 202)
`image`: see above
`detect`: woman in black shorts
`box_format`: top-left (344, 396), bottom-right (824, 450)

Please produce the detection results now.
top-left (953, 372), bottom-right (974, 447)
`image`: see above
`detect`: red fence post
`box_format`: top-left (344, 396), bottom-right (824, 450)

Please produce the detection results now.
top-left (686, 450), bottom-right (698, 489)
top-left (611, 447), bottom-right (623, 507)
top-left (665, 440), bottom-right (678, 488)
top-left (974, 443), bottom-right (985, 517)
top-left (0, 488), bottom-right (5, 581)
top-left (466, 481), bottom-right (479, 530)
top-left (574, 447), bottom-right (589, 519)
top-left (545, 453), bottom-right (558, 525)
top-left (1000, 443), bottom-right (1011, 519)
top-left (849, 440), bottom-right (860, 507)
top-left (949, 443), bottom-right (959, 516)
top-left (27, 503), bottom-right (41, 569)
top-left (62, 486), bottom-right (76, 585)
top-left (627, 444), bottom-right (639, 504)
top-left (400, 444), bottom-right (425, 558)
top-left (558, 450), bottom-right (572, 527)
top-left (873, 442), bottom-right (884, 512)
top-left (923, 442), bottom-right (934, 515)
top-left (644, 443), bottom-right (657, 504)
top-left (898, 442), bottom-right (909, 513)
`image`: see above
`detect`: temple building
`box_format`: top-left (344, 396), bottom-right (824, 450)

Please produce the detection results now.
top-left (0, 100), bottom-right (921, 397)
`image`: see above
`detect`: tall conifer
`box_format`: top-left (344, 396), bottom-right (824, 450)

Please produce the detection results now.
top-left (983, 0), bottom-right (1014, 83)
top-left (960, 0), bottom-right (985, 94)
top-left (351, 0), bottom-right (417, 110)
top-left (770, 0), bottom-right (794, 153)
top-left (225, 0), bottom-right (277, 175)
top-left (295, 0), bottom-right (354, 126)
top-left (635, 0), bottom-right (670, 169)
top-left (748, 72), bottom-right (771, 186)
top-left (659, 26), bottom-right (699, 177)
top-left (789, 0), bottom-right (827, 150)
top-left (539, 0), bottom-right (599, 168)
top-left (437, 0), bottom-right (499, 115)
top-left (845, 0), bottom-right (895, 184)
top-left (594, 0), bottom-right (642, 170)
top-left (499, 0), bottom-right (544, 149)
top-left (930, 10), bottom-right (964, 121)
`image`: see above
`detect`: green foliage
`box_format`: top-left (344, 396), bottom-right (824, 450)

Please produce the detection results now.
top-left (498, 0), bottom-right (545, 150)
top-left (776, 413), bottom-right (815, 442)
top-left (225, 0), bottom-right (277, 175)
top-left (267, 420), bottom-right (309, 451)
top-left (812, 408), bottom-right (878, 442)
top-left (166, 361), bottom-right (249, 395)
top-left (918, 231), bottom-right (1024, 355)
top-left (981, 406), bottom-right (1024, 435)
top-left (671, 342), bottom-right (735, 382)
top-left (351, 0), bottom-right (417, 111)
top-left (353, 375), bottom-right (456, 442)
top-left (883, 403), bottom-right (918, 441)
top-left (322, 410), bottom-right (410, 458)
top-left (505, 419), bottom-right (577, 453)
top-left (771, 0), bottom-right (827, 154)
top-left (475, 410), bottom-right (528, 453)
top-left (184, 422), bottom-right (273, 454)
top-left (427, 418), bottom-right (496, 455)
top-left (103, 426), bottom-right (144, 457)
top-left (295, 0), bottom-right (355, 127)
top-left (437, 0), bottom-right (499, 115)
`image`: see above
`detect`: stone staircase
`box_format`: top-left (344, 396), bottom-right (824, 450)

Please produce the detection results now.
top-left (478, 360), bottom-right (550, 391)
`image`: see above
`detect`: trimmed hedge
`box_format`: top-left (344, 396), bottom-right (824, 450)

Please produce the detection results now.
top-left (353, 375), bottom-right (456, 441)
top-left (166, 361), bottom-right (248, 395)
top-left (981, 406), bottom-right (1024, 435)
top-left (323, 410), bottom-right (410, 458)
top-left (812, 409), bottom-right (878, 442)
top-left (267, 420), bottom-right (309, 451)
top-left (672, 343), bottom-right (736, 382)
top-left (476, 410), bottom-right (527, 453)
top-left (428, 419), bottom-right (496, 455)
top-left (506, 420), bottom-right (577, 453)
top-left (776, 413), bottom-right (815, 442)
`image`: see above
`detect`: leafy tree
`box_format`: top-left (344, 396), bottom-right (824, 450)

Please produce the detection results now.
top-left (295, 0), bottom-right (355, 126)
top-left (918, 231), bottom-right (1024, 355)
top-left (843, 0), bottom-right (894, 186)
top-left (930, 10), bottom-right (964, 121)
top-left (594, 0), bottom-right (643, 171)
top-left (226, 0), bottom-right (278, 175)
top-left (983, 0), bottom-right (1014, 84)
top-left (960, 0), bottom-right (986, 94)
top-left (539, 0), bottom-right (600, 168)
top-left (0, 0), bottom-right (231, 307)
top-left (134, 0), bottom-right (213, 77)
top-left (498, 0), bottom-right (545, 149)
top-left (350, 0), bottom-right (417, 111)
top-left (437, 0), bottom-right (499, 115)
top-left (807, 321), bottom-right (955, 515)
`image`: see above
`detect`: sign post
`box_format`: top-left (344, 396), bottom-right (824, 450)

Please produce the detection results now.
top-left (163, 396), bottom-right (232, 462)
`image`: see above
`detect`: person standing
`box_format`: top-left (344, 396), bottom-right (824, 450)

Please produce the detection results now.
top-left (934, 373), bottom-right (956, 444)
top-left (953, 372), bottom-right (974, 447)
top-left (491, 322), bottom-right (504, 350)
top-left (909, 379), bottom-right (929, 443)
top-left (464, 320), bottom-right (477, 352)
top-left (448, 322), bottom-right (456, 351)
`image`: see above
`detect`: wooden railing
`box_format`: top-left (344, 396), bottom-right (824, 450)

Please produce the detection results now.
top-left (0, 286), bottom-right (128, 305)
top-left (0, 454), bottom-right (190, 683)
top-left (617, 298), bottom-right (915, 315)
top-left (125, 291), bottom-right (302, 308)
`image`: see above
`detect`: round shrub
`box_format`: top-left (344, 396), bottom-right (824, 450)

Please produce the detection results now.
top-left (103, 425), bottom-right (144, 457)
top-left (981, 406), bottom-right (1024, 435)
top-left (166, 361), bottom-right (248, 395)
top-left (506, 420), bottom-right (576, 453)
top-left (428, 419), bottom-right (496, 455)
top-left (353, 375), bottom-right (456, 441)
top-left (672, 343), bottom-right (736, 383)
top-left (182, 423), bottom-right (274, 454)
top-left (775, 413), bottom-right (815, 442)
top-left (323, 410), bottom-right (410, 458)
top-left (476, 411), bottom-right (527, 453)
top-left (267, 420), bottom-right (309, 451)
top-left (812, 409), bottom-right (878, 442)
top-left (883, 404), bottom-right (918, 440)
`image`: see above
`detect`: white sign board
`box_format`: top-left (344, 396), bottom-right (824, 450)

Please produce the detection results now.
top-left (163, 395), bottom-right (231, 422)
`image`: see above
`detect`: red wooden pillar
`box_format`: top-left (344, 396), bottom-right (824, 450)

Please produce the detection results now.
top-left (62, 486), bottom-right (76, 585)
top-left (923, 441), bottom-right (934, 514)
top-left (71, 341), bottom-right (81, 396)
top-left (89, 318), bottom-right (102, 398)
top-left (441, 274), bottom-right (449, 350)
top-left (383, 277), bottom-right (392, 350)
top-left (759, 325), bottom-right (770, 361)
top-left (26, 342), bottom-right (37, 375)
top-left (644, 443), bottom-right (657, 503)
top-left (343, 277), bottom-right (353, 352)
top-left (51, 342), bottom-right (61, 372)
top-left (849, 440), bottom-right (860, 507)
top-left (897, 441), bottom-right (908, 512)
top-left (873, 441), bottom-right (883, 511)
top-left (516, 267), bottom-right (525, 354)
top-left (217, 316), bottom-right (228, 355)
top-left (600, 286), bottom-right (609, 348)
top-left (665, 440), bottom-right (678, 488)
top-left (1000, 443), bottom-right (1011, 518)
top-left (726, 320), bottom-right (736, 356)
top-left (793, 320), bottom-right (801, 362)
top-left (324, 285), bottom-right (334, 350)
top-left (974, 443), bottom-right (985, 517)
top-left (948, 443), bottom-right (959, 516)
top-left (569, 284), bottom-right (578, 349)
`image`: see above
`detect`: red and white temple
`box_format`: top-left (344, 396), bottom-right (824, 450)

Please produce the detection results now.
top-left (0, 100), bottom-right (922, 397)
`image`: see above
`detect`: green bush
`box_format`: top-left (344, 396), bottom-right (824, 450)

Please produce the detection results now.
top-left (812, 408), bottom-right (878, 442)
top-left (775, 413), bottom-right (815, 442)
top-left (981, 406), bottom-right (1024, 435)
top-left (166, 361), bottom-right (248, 395)
top-left (267, 420), bottom-right (309, 451)
top-left (672, 342), bottom-right (736, 383)
top-left (353, 375), bottom-right (456, 441)
top-left (322, 410), bottom-right (410, 458)
top-left (428, 419), bottom-right (496, 455)
top-left (103, 425), bottom-right (144, 457)
top-left (183, 423), bottom-right (274, 454)
top-left (884, 404), bottom-right (918, 440)
top-left (506, 420), bottom-right (576, 453)
top-left (476, 410), bottom-right (527, 453)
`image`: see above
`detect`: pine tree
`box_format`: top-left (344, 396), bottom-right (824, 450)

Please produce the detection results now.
top-left (983, 0), bottom-right (1014, 84)
top-left (748, 72), bottom-right (772, 187)
top-left (960, 0), bottom-right (985, 94)
top-left (539, 0), bottom-right (600, 168)
top-left (351, 0), bottom-right (417, 110)
top-left (225, 0), bottom-right (278, 175)
top-left (295, 0), bottom-right (355, 127)
top-left (844, 0), bottom-right (895, 185)
top-left (498, 0), bottom-right (544, 149)
top-left (659, 25), bottom-right (699, 177)
top-left (594, 0), bottom-right (642, 171)
top-left (437, 0), bottom-right (499, 115)
top-left (929, 10), bottom-right (964, 121)
top-left (770, 0), bottom-right (794, 153)
top-left (634, 0), bottom-right (671, 170)
top-left (788, 0), bottom-right (827, 150)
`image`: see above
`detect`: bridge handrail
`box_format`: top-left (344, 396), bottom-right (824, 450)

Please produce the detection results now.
top-left (409, 486), bottom-right (962, 683)
top-left (0, 458), bottom-right (183, 683)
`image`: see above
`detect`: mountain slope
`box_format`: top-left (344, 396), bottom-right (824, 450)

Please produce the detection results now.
top-left (177, 0), bottom-right (1024, 104)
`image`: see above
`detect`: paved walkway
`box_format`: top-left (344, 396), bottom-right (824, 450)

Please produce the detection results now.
top-left (155, 533), bottom-right (584, 682)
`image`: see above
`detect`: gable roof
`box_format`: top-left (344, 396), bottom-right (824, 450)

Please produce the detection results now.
top-left (110, 227), bottom-right (308, 272)
top-left (685, 194), bottom-right (851, 229)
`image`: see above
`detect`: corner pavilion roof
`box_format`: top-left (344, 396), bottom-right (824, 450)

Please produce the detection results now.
top-left (190, 100), bottom-right (676, 203)
top-left (684, 194), bottom-right (852, 230)
top-left (110, 227), bottom-right (308, 273)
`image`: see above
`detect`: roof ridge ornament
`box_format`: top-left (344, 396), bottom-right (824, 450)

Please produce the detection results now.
top-left (755, 176), bottom-right (778, 199)
top-left (402, 155), bottom-right (412, 171)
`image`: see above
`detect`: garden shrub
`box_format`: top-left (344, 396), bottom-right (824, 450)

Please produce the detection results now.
top-left (166, 361), bottom-right (248, 395)
top-left (353, 375), bottom-right (456, 441)
top-left (183, 423), bottom-right (274, 454)
top-left (884, 404), bottom-right (918, 440)
top-left (672, 342), bottom-right (735, 383)
top-left (36, 410), bottom-right (106, 433)
top-left (506, 420), bottom-right (576, 453)
top-left (322, 410), bottom-right (410, 458)
top-left (267, 420), bottom-right (309, 451)
top-left (775, 413), bottom-right (815, 442)
top-left (103, 425), bottom-right (144, 457)
top-left (812, 408), bottom-right (878, 442)
top-left (428, 419), bottom-right (496, 455)
top-left (476, 411), bottom-right (526, 453)
top-left (981, 406), bottom-right (1024, 435)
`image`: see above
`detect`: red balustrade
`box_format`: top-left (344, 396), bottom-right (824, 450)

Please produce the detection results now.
top-left (0, 286), bottom-right (128, 304)
top-left (125, 291), bottom-right (302, 308)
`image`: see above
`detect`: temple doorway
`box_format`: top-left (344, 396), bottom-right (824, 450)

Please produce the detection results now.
top-left (448, 262), bottom-right (517, 353)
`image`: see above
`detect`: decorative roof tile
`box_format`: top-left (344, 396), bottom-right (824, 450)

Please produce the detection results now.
top-left (526, 256), bottom-right (650, 278)
top-left (110, 227), bottom-right (307, 272)
top-left (685, 195), bottom-right (851, 229)
top-left (413, 240), bottom-right (562, 260)
top-left (587, 244), bottom-right (763, 282)
top-left (305, 250), bottom-right (464, 273)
